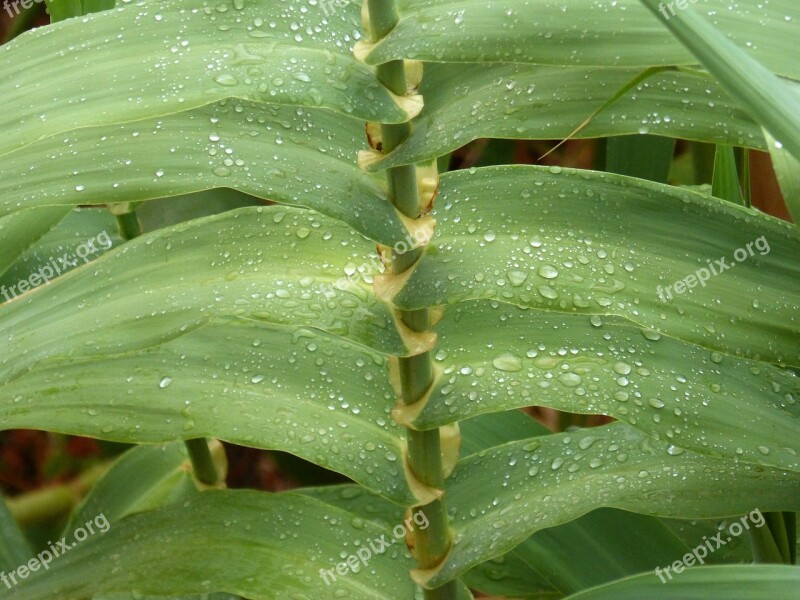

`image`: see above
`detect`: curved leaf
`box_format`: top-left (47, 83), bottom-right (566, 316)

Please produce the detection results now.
top-left (0, 206), bottom-right (71, 280)
top-left (9, 490), bottom-right (418, 600)
top-left (0, 496), bottom-right (31, 572)
top-left (0, 100), bottom-right (408, 245)
top-left (458, 412), bottom-right (688, 597)
top-left (415, 300), bottom-right (800, 475)
top-left (364, 0), bottom-right (798, 78)
top-left (0, 208), bottom-right (121, 304)
top-left (63, 442), bottom-right (194, 538)
top-left (0, 318), bottom-right (415, 504)
top-left (565, 565), bottom-right (800, 599)
top-left (767, 128), bottom-right (800, 223)
top-left (370, 63), bottom-right (764, 170)
top-left (638, 0), bottom-right (800, 160)
top-left (392, 166), bottom-right (800, 366)
top-left (0, 0), bottom-right (409, 158)
top-left (0, 205), bottom-right (413, 388)
top-left (425, 422), bottom-right (800, 587)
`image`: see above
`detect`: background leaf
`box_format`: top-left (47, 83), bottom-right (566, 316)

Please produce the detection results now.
top-left (564, 565), bottom-right (800, 599)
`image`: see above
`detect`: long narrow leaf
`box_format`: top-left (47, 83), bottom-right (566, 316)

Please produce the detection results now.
top-left (423, 423), bottom-right (800, 587)
top-left (638, 0), bottom-right (800, 160)
top-left (392, 166), bottom-right (800, 366)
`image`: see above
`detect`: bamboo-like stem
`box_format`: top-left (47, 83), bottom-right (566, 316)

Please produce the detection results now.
top-left (184, 438), bottom-right (221, 486)
top-left (366, 1), bottom-right (457, 597)
top-left (114, 209), bottom-right (143, 242)
top-left (749, 519), bottom-right (785, 563)
top-left (6, 462), bottom-right (110, 526)
top-left (110, 205), bottom-right (222, 487)
top-left (783, 511), bottom-right (797, 564)
top-left (764, 512), bottom-right (792, 563)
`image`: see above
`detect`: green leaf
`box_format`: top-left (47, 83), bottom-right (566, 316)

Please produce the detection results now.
top-left (392, 166), bottom-right (800, 366)
top-left (137, 189), bottom-right (261, 232)
top-left (415, 300), bottom-right (800, 475)
top-left (364, 0), bottom-right (799, 78)
top-left (11, 490), bottom-right (418, 600)
top-left (81, 0), bottom-right (115, 15)
top-left (45, 0), bottom-right (113, 21)
top-left (712, 145), bottom-right (744, 205)
top-left (0, 206), bottom-right (417, 379)
top-left (63, 442), bottom-right (193, 539)
top-left (638, 0), bottom-right (800, 160)
top-left (97, 594), bottom-right (240, 600)
top-left (606, 135), bottom-right (675, 184)
top-left (424, 422), bottom-right (800, 587)
top-left (298, 485), bottom-right (476, 599)
top-left (0, 317), bottom-right (416, 504)
top-left (0, 206), bottom-right (71, 281)
top-left (1, 0), bottom-right (410, 158)
top-left (767, 129), bottom-right (800, 223)
top-left (458, 412), bottom-right (755, 598)
top-left (96, 594), bottom-right (241, 600)
top-left (45, 0), bottom-right (82, 22)
top-left (564, 565), bottom-right (800, 599)
top-left (459, 408), bottom-right (550, 456)
top-left (370, 64), bottom-right (763, 170)
top-left (0, 100), bottom-right (407, 246)
top-left (0, 208), bottom-right (120, 304)
top-left (0, 496), bottom-right (31, 572)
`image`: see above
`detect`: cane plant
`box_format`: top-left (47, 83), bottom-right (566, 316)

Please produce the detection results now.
top-left (0, 0), bottom-right (798, 598)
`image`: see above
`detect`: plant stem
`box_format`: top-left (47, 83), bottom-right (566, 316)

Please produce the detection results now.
top-left (184, 438), bottom-right (221, 486)
top-left (749, 512), bottom-right (787, 563)
top-left (765, 511), bottom-right (792, 563)
top-left (366, 1), bottom-right (457, 597)
top-left (114, 209), bottom-right (143, 241)
top-left (6, 462), bottom-right (110, 526)
top-left (783, 511), bottom-right (797, 564)
top-left (110, 205), bottom-right (222, 487)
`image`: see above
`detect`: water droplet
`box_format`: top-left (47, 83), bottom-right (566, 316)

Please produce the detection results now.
top-left (507, 270), bottom-right (528, 287)
top-left (613, 362), bottom-right (632, 376)
top-left (214, 73), bottom-right (238, 87)
top-left (493, 353), bottom-right (523, 372)
top-left (558, 372), bottom-right (582, 387)
top-left (641, 329), bottom-right (661, 341)
top-left (538, 264), bottom-right (559, 279)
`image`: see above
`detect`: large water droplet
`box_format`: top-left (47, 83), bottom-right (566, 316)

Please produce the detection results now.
top-left (493, 354), bottom-right (522, 372)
